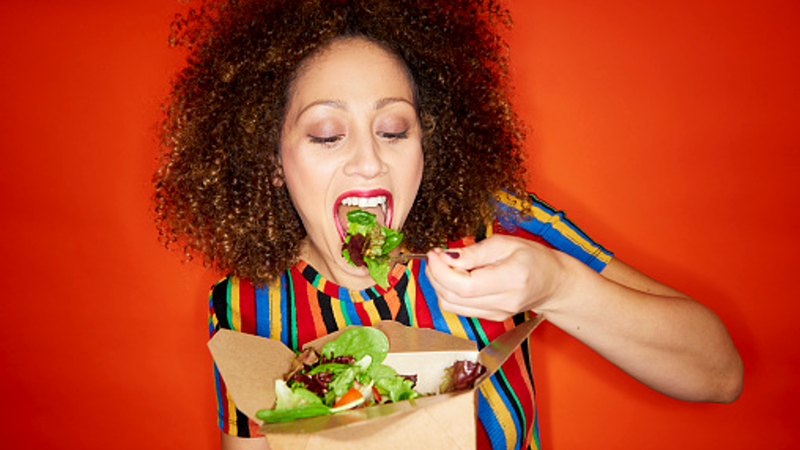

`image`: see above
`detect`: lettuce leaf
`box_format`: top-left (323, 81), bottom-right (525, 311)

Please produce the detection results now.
top-left (321, 327), bottom-right (389, 366)
top-left (342, 209), bottom-right (404, 288)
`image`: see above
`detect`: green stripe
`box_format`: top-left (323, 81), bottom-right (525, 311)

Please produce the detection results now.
top-left (286, 270), bottom-right (297, 350)
top-left (226, 280), bottom-right (235, 331)
top-left (469, 317), bottom-right (490, 346)
top-left (496, 367), bottom-right (527, 447)
top-left (341, 300), bottom-right (353, 326)
top-left (404, 289), bottom-right (415, 327)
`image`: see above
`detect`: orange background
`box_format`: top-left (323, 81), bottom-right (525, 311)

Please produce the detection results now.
top-left (1, 1), bottom-right (798, 448)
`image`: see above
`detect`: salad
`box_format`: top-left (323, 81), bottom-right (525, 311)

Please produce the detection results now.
top-left (256, 327), bottom-right (420, 423)
top-left (256, 326), bottom-right (488, 424)
top-left (341, 209), bottom-right (403, 288)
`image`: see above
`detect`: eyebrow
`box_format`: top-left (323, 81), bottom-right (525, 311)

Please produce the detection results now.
top-left (295, 97), bottom-right (415, 120)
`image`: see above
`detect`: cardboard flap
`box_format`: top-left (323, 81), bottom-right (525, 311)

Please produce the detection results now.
top-left (207, 329), bottom-right (295, 420)
top-left (478, 315), bottom-right (545, 378)
top-left (374, 321), bottom-right (477, 352)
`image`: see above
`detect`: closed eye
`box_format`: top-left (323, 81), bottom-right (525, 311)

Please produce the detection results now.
top-left (308, 134), bottom-right (343, 145)
top-left (378, 130), bottom-right (409, 140)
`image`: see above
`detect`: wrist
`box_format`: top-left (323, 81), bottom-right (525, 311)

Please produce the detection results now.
top-left (535, 249), bottom-right (588, 318)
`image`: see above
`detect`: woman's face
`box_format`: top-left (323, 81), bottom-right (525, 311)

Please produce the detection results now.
top-left (280, 37), bottom-right (424, 289)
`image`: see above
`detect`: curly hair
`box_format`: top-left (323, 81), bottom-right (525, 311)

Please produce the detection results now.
top-left (154, 0), bottom-right (529, 285)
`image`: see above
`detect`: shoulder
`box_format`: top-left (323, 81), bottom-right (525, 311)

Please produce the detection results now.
top-left (492, 191), bottom-right (614, 273)
top-left (208, 275), bottom-right (262, 334)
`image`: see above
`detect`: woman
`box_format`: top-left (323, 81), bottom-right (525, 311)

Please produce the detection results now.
top-left (154, 1), bottom-right (743, 449)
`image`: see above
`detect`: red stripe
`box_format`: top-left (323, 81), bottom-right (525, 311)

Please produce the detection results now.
top-left (354, 301), bottom-right (373, 326)
top-left (218, 376), bottom-right (231, 434)
top-left (494, 221), bottom-right (555, 249)
top-left (291, 267), bottom-right (320, 348)
top-left (411, 263), bottom-right (434, 329)
top-left (476, 419), bottom-right (490, 450)
top-left (238, 278), bottom-right (256, 334)
top-left (321, 278), bottom-right (339, 297)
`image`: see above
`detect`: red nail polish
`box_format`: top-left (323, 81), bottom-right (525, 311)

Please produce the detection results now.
top-left (445, 251), bottom-right (460, 259)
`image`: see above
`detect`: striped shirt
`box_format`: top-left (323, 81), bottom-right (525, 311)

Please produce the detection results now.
top-left (209, 193), bottom-right (613, 449)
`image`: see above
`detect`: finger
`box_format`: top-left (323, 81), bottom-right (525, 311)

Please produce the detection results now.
top-left (426, 260), bottom-right (520, 314)
top-left (428, 249), bottom-right (524, 299)
top-left (436, 238), bottom-right (513, 271)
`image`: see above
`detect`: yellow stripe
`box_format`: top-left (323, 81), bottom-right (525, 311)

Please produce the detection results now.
top-left (229, 277), bottom-right (242, 332)
top-left (479, 381), bottom-right (518, 450)
top-left (268, 277), bottom-right (283, 340)
top-left (225, 391), bottom-right (239, 435)
top-left (442, 310), bottom-right (469, 339)
top-left (361, 298), bottom-right (382, 325)
top-left (405, 263), bottom-right (418, 326)
top-left (496, 191), bottom-right (612, 264)
top-left (209, 286), bottom-right (219, 329)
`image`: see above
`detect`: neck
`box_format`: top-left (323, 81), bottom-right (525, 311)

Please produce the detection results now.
top-left (298, 238), bottom-right (377, 290)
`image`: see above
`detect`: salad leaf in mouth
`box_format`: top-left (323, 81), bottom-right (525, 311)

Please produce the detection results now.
top-left (341, 209), bottom-right (403, 288)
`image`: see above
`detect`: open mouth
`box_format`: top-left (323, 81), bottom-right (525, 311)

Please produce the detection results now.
top-left (334, 189), bottom-right (393, 241)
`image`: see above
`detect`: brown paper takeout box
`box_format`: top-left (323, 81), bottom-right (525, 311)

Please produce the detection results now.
top-left (208, 316), bottom-right (544, 450)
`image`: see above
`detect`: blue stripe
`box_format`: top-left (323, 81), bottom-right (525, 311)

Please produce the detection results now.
top-left (458, 315), bottom-right (478, 342)
top-left (477, 389), bottom-right (507, 450)
top-left (255, 284), bottom-right (271, 338)
top-left (213, 364), bottom-right (224, 430)
top-left (417, 260), bottom-right (451, 333)
top-left (491, 373), bottom-right (524, 450)
top-left (340, 288), bottom-right (363, 325)
top-left (496, 198), bottom-right (612, 273)
top-left (208, 290), bottom-right (216, 336)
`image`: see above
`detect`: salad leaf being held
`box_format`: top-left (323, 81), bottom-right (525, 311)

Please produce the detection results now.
top-left (342, 209), bottom-right (403, 288)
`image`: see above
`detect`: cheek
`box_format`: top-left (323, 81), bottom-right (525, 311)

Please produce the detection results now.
top-left (408, 146), bottom-right (424, 187)
top-left (278, 146), bottom-right (311, 206)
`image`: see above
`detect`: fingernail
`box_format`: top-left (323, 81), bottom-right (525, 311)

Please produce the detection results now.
top-left (445, 251), bottom-right (460, 259)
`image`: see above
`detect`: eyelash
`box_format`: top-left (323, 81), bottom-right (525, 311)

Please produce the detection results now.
top-left (308, 134), bottom-right (343, 145)
top-left (307, 130), bottom-right (409, 145)
top-left (378, 130), bottom-right (409, 141)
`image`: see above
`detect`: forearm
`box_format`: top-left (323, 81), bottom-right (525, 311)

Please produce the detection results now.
top-left (538, 255), bottom-right (743, 402)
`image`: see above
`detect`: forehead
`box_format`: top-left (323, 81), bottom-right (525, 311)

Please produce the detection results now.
top-left (287, 37), bottom-right (416, 106)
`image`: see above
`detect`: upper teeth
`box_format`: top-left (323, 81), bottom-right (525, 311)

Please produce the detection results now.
top-left (341, 195), bottom-right (388, 214)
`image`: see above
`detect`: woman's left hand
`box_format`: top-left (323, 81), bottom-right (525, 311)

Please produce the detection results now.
top-left (425, 234), bottom-right (573, 321)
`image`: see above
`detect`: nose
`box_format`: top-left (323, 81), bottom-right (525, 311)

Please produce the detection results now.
top-left (343, 134), bottom-right (387, 179)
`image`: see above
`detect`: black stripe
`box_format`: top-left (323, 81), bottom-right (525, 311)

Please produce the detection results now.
top-left (301, 264), bottom-right (318, 282)
top-left (284, 271), bottom-right (296, 350)
top-left (212, 278), bottom-right (231, 331)
top-left (495, 368), bottom-right (527, 449)
top-left (391, 270), bottom-right (411, 324)
top-left (364, 287), bottom-right (380, 301)
top-left (467, 317), bottom-right (489, 348)
top-left (394, 303), bottom-right (410, 325)
top-left (234, 408), bottom-right (251, 437)
top-left (513, 313), bottom-right (535, 395)
top-left (318, 293), bottom-right (339, 333)
top-left (474, 316), bottom-right (527, 448)
top-left (373, 296), bottom-right (393, 320)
